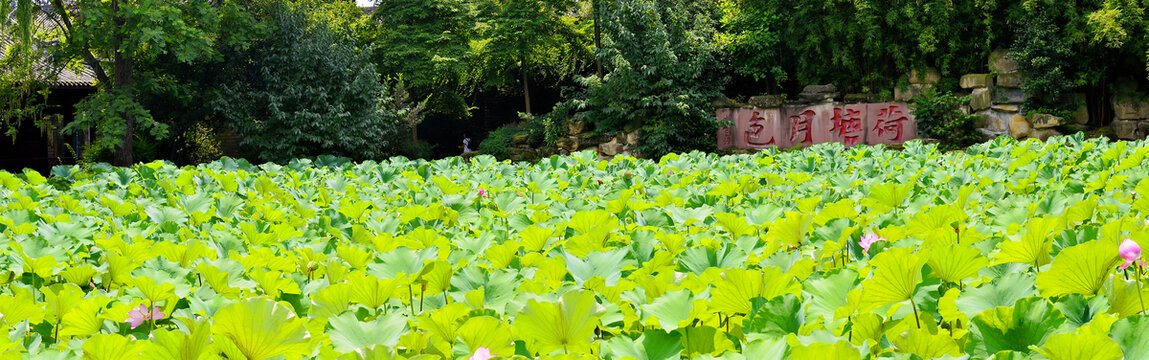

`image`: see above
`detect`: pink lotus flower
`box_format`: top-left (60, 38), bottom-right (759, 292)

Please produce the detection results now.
top-left (1120, 238), bottom-right (1146, 270)
top-left (477, 188), bottom-right (487, 197)
top-left (467, 347), bottom-right (497, 360)
top-left (124, 304), bottom-right (164, 329)
top-left (859, 233), bottom-right (885, 254)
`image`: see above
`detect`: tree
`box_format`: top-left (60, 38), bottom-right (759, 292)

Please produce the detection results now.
top-left (469, 0), bottom-right (589, 115)
top-left (716, 0), bottom-right (786, 92)
top-left (210, 2), bottom-right (403, 163)
top-left (365, 0), bottom-right (475, 122)
top-left (0, 0), bottom-right (53, 140)
top-left (558, 0), bottom-right (725, 158)
top-left (3, 0), bottom-right (225, 166)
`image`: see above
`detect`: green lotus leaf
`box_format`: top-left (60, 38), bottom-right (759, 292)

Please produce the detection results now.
top-left (970, 297), bottom-right (1064, 357)
top-left (642, 289), bottom-right (693, 331)
top-left (328, 312), bottom-right (407, 353)
top-left (679, 325), bottom-right (738, 357)
top-left (927, 242), bottom-right (988, 284)
top-left (514, 290), bottom-right (604, 355)
top-left (863, 182), bottom-right (914, 211)
top-left (82, 334), bottom-right (150, 360)
top-left (743, 294), bottom-right (802, 336)
top-left (1031, 332), bottom-right (1122, 360)
top-left (58, 296), bottom-right (111, 339)
top-left (1035, 240), bottom-right (1121, 298)
top-left (1109, 315), bottom-right (1149, 359)
top-left (804, 269), bottom-right (858, 323)
top-left (766, 211), bottom-right (813, 249)
top-left (666, 205), bottom-right (714, 227)
top-left (195, 263), bottom-right (242, 299)
top-left (992, 217), bottom-right (1057, 268)
top-left (414, 302), bottom-right (471, 352)
top-left (1054, 294), bottom-right (1108, 329)
top-left (0, 287), bottom-right (44, 327)
top-left (714, 212), bottom-right (755, 239)
top-left (858, 247), bottom-right (924, 311)
top-left (954, 274), bottom-right (1036, 319)
top-left (43, 283), bottom-right (84, 325)
top-left (603, 329), bottom-right (683, 360)
top-left (211, 297), bottom-right (311, 360)
top-left (414, 260), bottom-right (453, 295)
top-left (565, 249), bottom-right (628, 287)
top-left (678, 245), bottom-right (748, 275)
top-left (520, 225), bottom-right (556, 252)
top-left (788, 339), bottom-right (861, 360)
top-left (456, 316), bottom-right (515, 358)
top-left (890, 328), bottom-right (963, 359)
top-left (144, 320), bottom-right (212, 360)
top-left (1104, 275), bottom-right (1149, 318)
top-left (710, 267), bottom-right (801, 316)
top-left (567, 210), bottom-right (618, 238)
top-left (311, 282), bottom-right (352, 318)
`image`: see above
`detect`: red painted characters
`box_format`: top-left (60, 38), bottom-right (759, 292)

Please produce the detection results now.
top-left (866, 103), bottom-right (917, 145)
top-left (715, 102), bottom-right (916, 149)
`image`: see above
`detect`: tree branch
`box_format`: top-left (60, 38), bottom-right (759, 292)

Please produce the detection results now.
top-left (49, 0), bottom-right (109, 85)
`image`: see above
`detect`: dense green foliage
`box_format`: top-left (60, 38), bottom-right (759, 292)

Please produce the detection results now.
top-left (718, 0), bottom-right (1149, 98)
top-left (912, 89), bottom-right (986, 151)
top-left (365, 0), bottom-right (476, 122)
top-left (9, 0), bottom-right (1149, 164)
top-left (468, 0), bottom-right (588, 115)
top-left (1012, 11), bottom-right (1078, 115)
top-left (46, 0), bottom-right (227, 165)
top-left (557, 0), bottom-right (724, 158)
top-left (477, 125), bottom-right (516, 159)
top-left (0, 135), bottom-right (1149, 358)
top-left (212, 4), bottom-right (402, 163)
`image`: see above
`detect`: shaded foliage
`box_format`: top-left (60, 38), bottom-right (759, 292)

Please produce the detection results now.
top-left (211, 3), bottom-right (402, 163)
top-left (558, 0), bottom-right (725, 158)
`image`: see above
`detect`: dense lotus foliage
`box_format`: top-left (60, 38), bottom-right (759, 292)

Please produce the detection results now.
top-left (3, 135), bottom-right (1149, 359)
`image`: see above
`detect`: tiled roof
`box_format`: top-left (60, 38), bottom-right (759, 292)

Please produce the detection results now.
top-left (1, 4), bottom-right (96, 88)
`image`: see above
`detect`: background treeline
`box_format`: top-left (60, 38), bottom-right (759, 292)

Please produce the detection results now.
top-left (3, 0), bottom-right (1149, 164)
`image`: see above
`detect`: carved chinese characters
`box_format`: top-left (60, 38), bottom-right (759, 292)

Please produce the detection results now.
top-left (786, 104), bottom-right (831, 148)
top-left (867, 103), bottom-right (917, 145)
top-left (822, 105), bottom-right (867, 146)
top-left (715, 102), bottom-right (916, 149)
top-left (717, 108), bottom-right (786, 149)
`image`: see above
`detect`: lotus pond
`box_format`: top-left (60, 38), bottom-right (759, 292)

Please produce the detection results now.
top-left (2, 135), bottom-right (1149, 359)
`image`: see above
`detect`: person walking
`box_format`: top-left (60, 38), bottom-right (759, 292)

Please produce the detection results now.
top-left (461, 133), bottom-right (473, 154)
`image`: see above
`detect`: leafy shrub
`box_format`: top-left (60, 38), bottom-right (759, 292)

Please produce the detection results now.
top-left (562, 0), bottom-right (724, 159)
top-left (180, 123), bottom-right (223, 165)
top-left (1011, 12), bottom-right (1076, 115)
top-left (912, 89), bottom-right (984, 151)
top-left (211, 3), bottom-right (401, 163)
top-left (716, 0), bottom-right (786, 90)
top-left (478, 126), bottom-right (517, 160)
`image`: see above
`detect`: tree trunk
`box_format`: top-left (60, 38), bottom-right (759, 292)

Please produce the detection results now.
top-left (593, 0), bottom-right (603, 78)
top-left (521, 51), bottom-right (532, 115)
top-left (112, 0), bottom-right (135, 166)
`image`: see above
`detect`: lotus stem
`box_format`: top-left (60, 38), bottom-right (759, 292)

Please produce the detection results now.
top-left (1139, 266), bottom-right (1146, 315)
top-left (911, 299), bottom-right (921, 329)
top-left (148, 300), bottom-right (154, 334)
top-left (847, 316), bottom-right (853, 341)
